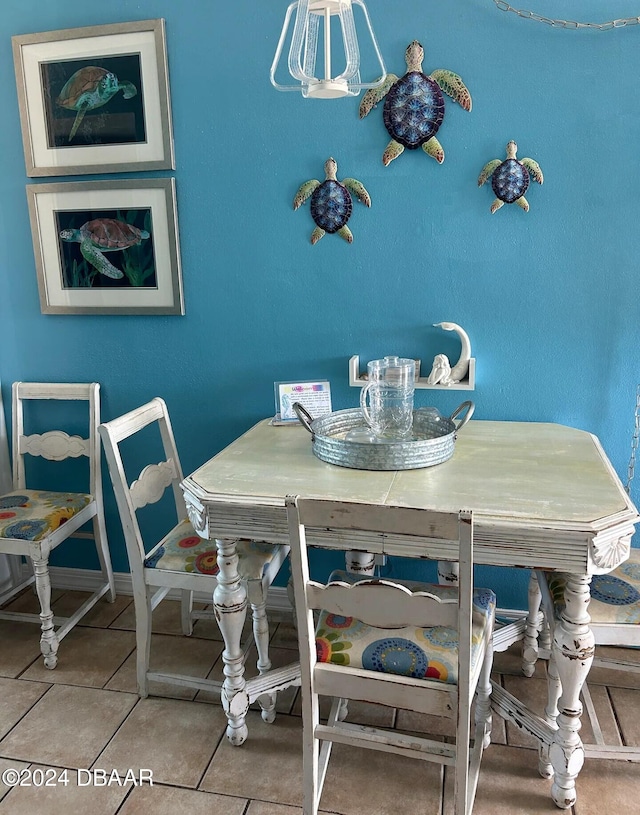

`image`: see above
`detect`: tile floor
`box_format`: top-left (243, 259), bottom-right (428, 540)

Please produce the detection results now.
top-left (0, 588), bottom-right (638, 814)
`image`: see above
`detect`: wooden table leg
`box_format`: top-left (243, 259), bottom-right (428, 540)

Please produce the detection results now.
top-left (345, 550), bottom-right (375, 575)
top-left (548, 573), bottom-right (594, 809)
top-left (437, 560), bottom-right (459, 585)
top-left (213, 537), bottom-right (250, 746)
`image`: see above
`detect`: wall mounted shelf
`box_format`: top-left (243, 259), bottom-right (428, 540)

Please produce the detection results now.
top-left (349, 355), bottom-right (476, 390)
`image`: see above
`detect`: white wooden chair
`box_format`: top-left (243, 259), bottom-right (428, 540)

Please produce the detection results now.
top-left (98, 397), bottom-right (289, 716)
top-left (286, 496), bottom-right (496, 815)
top-left (0, 380), bottom-right (23, 591)
top-left (0, 382), bottom-right (115, 668)
top-left (531, 559), bottom-right (640, 762)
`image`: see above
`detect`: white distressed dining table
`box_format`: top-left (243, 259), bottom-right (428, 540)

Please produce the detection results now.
top-left (180, 417), bottom-right (639, 810)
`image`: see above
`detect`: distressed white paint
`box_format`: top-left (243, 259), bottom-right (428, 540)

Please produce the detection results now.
top-left (98, 397), bottom-right (292, 726)
top-left (181, 417), bottom-right (639, 808)
top-left (0, 382), bottom-right (115, 668)
top-left (287, 498), bottom-right (491, 815)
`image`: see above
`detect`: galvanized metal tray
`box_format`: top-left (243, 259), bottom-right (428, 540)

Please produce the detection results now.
top-left (294, 401), bottom-right (474, 471)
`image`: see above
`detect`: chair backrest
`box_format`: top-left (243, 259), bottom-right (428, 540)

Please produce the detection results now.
top-left (286, 496), bottom-right (475, 687)
top-left (0, 381), bottom-right (16, 590)
top-left (11, 382), bottom-right (102, 501)
top-left (98, 397), bottom-right (185, 574)
top-left (0, 381), bottom-right (11, 495)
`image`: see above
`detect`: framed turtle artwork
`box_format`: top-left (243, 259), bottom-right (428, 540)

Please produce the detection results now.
top-left (26, 178), bottom-right (184, 315)
top-left (12, 19), bottom-right (174, 177)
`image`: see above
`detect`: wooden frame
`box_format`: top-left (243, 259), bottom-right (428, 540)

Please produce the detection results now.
top-left (532, 567), bottom-right (640, 762)
top-left (0, 382), bottom-right (116, 668)
top-left (26, 178), bottom-right (184, 315)
top-left (98, 397), bottom-right (291, 703)
top-left (12, 19), bottom-right (174, 176)
top-left (286, 496), bottom-right (493, 815)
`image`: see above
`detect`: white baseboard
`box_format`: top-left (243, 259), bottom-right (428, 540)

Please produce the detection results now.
top-left (10, 564), bottom-right (525, 622)
top-left (18, 564), bottom-right (294, 615)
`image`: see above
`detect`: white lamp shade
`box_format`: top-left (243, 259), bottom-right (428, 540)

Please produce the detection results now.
top-left (270, 0), bottom-right (387, 98)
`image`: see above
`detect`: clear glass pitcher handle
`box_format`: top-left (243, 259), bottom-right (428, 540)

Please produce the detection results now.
top-left (359, 382), bottom-right (374, 428)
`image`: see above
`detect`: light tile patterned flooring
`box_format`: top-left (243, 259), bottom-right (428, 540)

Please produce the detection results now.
top-left (0, 588), bottom-right (638, 814)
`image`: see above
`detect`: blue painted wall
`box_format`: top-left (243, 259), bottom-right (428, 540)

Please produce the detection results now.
top-left (1, 0), bottom-right (639, 609)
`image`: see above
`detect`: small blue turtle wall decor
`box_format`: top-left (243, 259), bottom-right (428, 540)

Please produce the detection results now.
top-left (359, 40), bottom-right (472, 167)
top-left (478, 141), bottom-right (544, 213)
top-left (293, 157), bottom-right (371, 245)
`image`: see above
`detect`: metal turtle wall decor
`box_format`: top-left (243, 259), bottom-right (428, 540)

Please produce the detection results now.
top-left (293, 157), bottom-right (371, 245)
top-left (478, 141), bottom-right (544, 213)
top-left (359, 40), bottom-right (472, 167)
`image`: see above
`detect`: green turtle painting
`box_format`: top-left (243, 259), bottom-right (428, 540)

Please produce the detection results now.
top-left (293, 158), bottom-right (371, 245)
top-left (478, 141), bottom-right (544, 213)
top-left (56, 66), bottom-right (137, 142)
top-left (59, 218), bottom-right (149, 279)
top-left (359, 40), bottom-right (471, 166)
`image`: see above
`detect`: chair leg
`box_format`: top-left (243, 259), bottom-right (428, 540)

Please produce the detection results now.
top-left (180, 589), bottom-right (194, 636)
top-left (522, 571), bottom-right (543, 677)
top-left (8, 554), bottom-right (24, 588)
top-left (286, 575), bottom-right (298, 629)
top-left (303, 688), bottom-right (322, 815)
top-left (475, 641), bottom-right (494, 749)
top-left (134, 589), bottom-right (153, 698)
top-left (92, 512), bottom-right (116, 603)
top-left (539, 616), bottom-right (552, 654)
top-left (32, 557), bottom-right (58, 669)
top-left (247, 579), bottom-right (276, 723)
top-left (538, 650), bottom-right (560, 779)
top-left (336, 698), bottom-right (349, 721)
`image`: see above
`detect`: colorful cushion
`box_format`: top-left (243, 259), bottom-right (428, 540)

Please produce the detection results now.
top-left (549, 548), bottom-right (640, 625)
top-left (144, 518), bottom-right (278, 580)
top-left (315, 570), bottom-right (496, 685)
top-left (0, 490), bottom-right (92, 542)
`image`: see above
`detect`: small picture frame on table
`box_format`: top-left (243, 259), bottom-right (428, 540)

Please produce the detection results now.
top-left (273, 381), bottom-right (332, 425)
top-left (12, 18), bottom-right (174, 176)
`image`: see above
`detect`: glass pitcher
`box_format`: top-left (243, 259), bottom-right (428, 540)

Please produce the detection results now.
top-left (359, 356), bottom-right (416, 439)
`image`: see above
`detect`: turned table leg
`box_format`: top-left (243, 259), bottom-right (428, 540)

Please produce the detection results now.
top-left (345, 550), bottom-right (375, 575)
top-left (437, 560), bottom-right (459, 585)
top-left (549, 573), bottom-right (594, 810)
top-left (213, 537), bottom-right (250, 745)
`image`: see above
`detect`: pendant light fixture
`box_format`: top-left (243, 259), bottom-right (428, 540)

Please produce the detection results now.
top-left (270, 0), bottom-right (387, 99)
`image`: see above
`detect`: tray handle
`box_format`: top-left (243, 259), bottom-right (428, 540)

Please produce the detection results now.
top-left (293, 402), bottom-right (314, 435)
top-left (449, 400), bottom-right (475, 432)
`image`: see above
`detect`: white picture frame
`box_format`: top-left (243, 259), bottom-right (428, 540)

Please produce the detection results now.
top-left (273, 380), bottom-right (332, 424)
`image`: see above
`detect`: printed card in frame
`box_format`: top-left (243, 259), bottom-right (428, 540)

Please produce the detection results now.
top-left (26, 178), bottom-right (184, 315)
top-left (12, 19), bottom-right (174, 176)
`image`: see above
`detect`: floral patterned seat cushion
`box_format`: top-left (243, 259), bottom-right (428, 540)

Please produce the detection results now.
top-left (0, 490), bottom-right (92, 542)
top-left (143, 518), bottom-right (278, 580)
top-left (315, 570), bottom-right (496, 685)
top-left (548, 548), bottom-right (640, 625)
